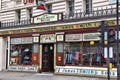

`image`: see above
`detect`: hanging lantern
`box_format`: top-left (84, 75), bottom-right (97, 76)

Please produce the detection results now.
top-left (90, 41), bottom-right (94, 45)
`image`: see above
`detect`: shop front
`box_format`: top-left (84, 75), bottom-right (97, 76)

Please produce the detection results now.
top-left (7, 33), bottom-right (56, 72)
top-left (0, 19), bottom-right (118, 78)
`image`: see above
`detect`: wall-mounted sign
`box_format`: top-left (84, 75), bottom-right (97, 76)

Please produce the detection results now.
top-left (57, 34), bottom-right (64, 41)
top-left (33, 36), bottom-right (39, 43)
top-left (22, 37), bottom-right (33, 44)
top-left (33, 13), bottom-right (62, 24)
top-left (11, 38), bottom-right (22, 44)
top-left (83, 33), bottom-right (100, 41)
top-left (0, 20), bottom-right (118, 36)
top-left (11, 37), bottom-right (33, 44)
top-left (8, 66), bottom-right (38, 72)
top-left (55, 67), bottom-right (117, 78)
top-left (40, 34), bottom-right (56, 43)
top-left (65, 34), bottom-right (82, 42)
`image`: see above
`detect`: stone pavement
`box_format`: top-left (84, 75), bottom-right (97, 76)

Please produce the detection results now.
top-left (0, 71), bottom-right (116, 80)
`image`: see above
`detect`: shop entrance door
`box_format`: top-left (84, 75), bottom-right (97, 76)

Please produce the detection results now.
top-left (42, 44), bottom-right (54, 72)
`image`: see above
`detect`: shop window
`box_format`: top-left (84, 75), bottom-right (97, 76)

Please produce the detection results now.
top-left (10, 37), bottom-right (39, 65)
top-left (63, 41), bottom-right (117, 67)
top-left (10, 44), bottom-right (32, 65)
top-left (64, 42), bottom-right (80, 65)
top-left (83, 42), bottom-right (104, 66)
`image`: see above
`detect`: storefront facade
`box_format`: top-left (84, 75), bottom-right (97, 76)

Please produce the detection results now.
top-left (0, 19), bottom-right (118, 78)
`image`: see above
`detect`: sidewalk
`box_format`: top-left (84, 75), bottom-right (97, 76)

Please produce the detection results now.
top-left (0, 71), bottom-right (116, 80)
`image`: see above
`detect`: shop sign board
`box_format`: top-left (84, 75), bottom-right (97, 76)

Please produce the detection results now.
top-left (11, 38), bottom-right (22, 44)
top-left (33, 13), bottom-right (61, 24)
top-left (55, 67), bottom-right (117, 78)
top-left (11, 37), bottom-right (33, 44)
top-left (0, 20), bottom-right (118, 36)
top-left (8, 66), bottom-right (38, 72)
top-left (83, 33), bottom-right (100, 41)
top-left (22, 37), bottom-right (33, 44)
top-left (33, 36), bottom-right (39, 43)
top-left (40, 34), bottom-right (56, 43)
top-left (65, 34), bottom-right (82, 42)
top-left (57, 34), bottom-right (64, 41)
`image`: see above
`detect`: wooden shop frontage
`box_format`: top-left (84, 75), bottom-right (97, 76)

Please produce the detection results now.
top-left (0, 19), bottom-right (118, 78)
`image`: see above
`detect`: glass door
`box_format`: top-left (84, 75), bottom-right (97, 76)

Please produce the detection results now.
top-left (42, 44), bottom-right (54, 72)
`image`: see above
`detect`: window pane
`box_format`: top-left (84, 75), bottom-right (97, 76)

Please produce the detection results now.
top-left (69, 0), bottom-right (74, 17)
top-left (33, 44), bottom-right (39, 53)
top-left (85, 0), bottom-right (92, 14)
top-left (57, 43), bottom-right (63, 53)
top-left (64, 42), bottom-right (80, 65)
top-left (47, 4), bottom-right (52, 13)
top-left (29, 8), bottom-right (32, 18)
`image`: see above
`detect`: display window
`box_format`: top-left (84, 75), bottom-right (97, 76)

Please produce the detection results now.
top-left (64, 42), bottom-right (81, 65)
top-left (10, 37), bottom-right (39, 65)
top-left (10, 44), bottom-right (32, 65)
top-left (63, 41), bottom-right (117, 67)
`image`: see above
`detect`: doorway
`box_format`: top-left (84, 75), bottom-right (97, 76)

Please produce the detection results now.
top-left (42, 44), bottom-right (54, 72)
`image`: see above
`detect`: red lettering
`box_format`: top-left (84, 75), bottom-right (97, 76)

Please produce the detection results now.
top-left (23, 0), bottom-right (34, 4)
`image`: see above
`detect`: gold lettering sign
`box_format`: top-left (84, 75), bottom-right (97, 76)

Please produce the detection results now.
top-left (80, 22), bottom-right (99, 28)
top-left (0, 20), bottom-right (117, 35)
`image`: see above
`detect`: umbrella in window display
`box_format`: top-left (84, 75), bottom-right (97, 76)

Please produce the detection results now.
top-left (24, 48), bottom-right (29, 52)
top-left (11, 51), bottom-right (19, 57)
